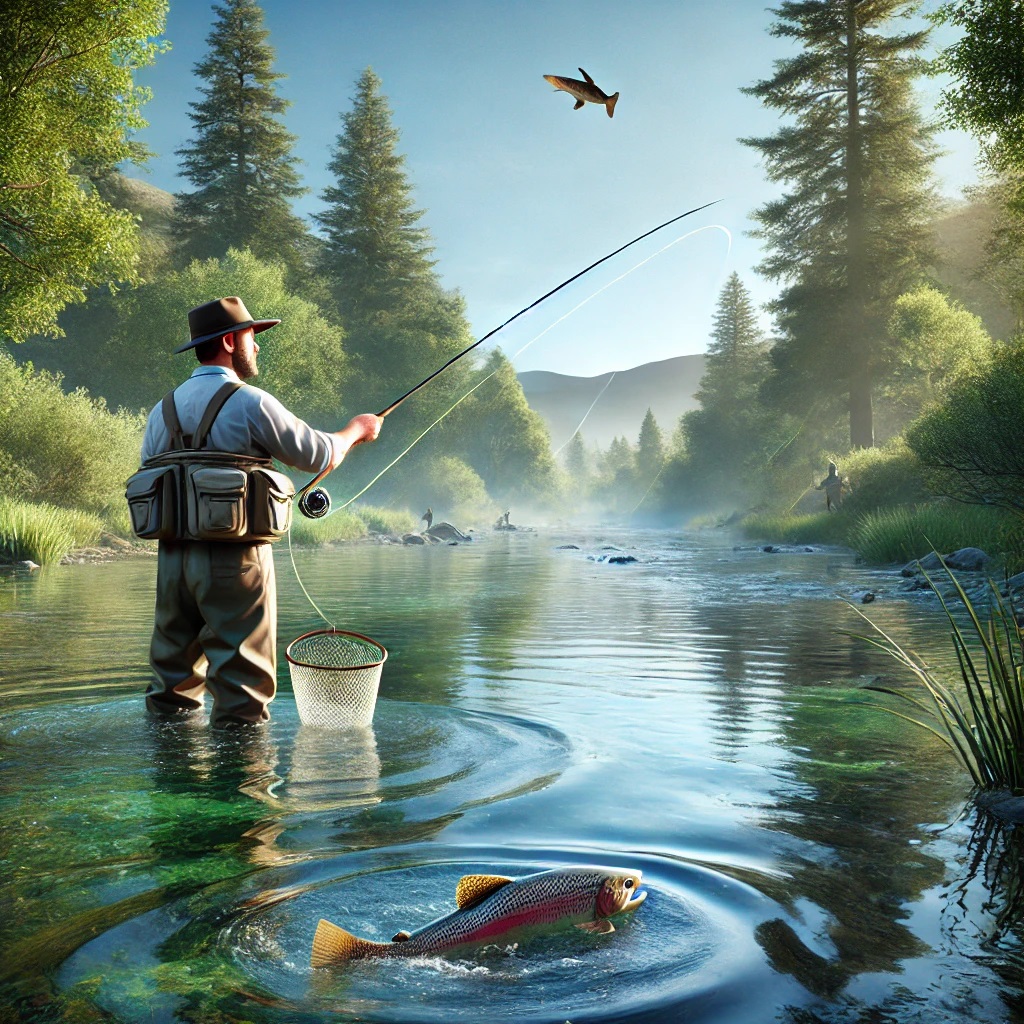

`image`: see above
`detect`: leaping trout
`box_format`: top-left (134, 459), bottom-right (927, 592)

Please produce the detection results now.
top-left (543, 68), bottom-right (619, 118)
top-left (311, 866), bottom-right (646, 966)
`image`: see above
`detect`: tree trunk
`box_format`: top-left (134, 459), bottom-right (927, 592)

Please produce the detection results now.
top-left (845, 0), bottom-right (873, 449)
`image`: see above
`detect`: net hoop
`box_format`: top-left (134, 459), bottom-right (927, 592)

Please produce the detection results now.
top-left (285, 629), bottom-right (388, 671)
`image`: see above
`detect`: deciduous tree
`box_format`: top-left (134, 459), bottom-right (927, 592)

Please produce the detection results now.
top-left (0, 0), bottom-right (167, 342)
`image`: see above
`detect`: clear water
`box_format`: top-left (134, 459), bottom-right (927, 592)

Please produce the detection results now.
top-left (2, 528), bottom-right (1023, 1023)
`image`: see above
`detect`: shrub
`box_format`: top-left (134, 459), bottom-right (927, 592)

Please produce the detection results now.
top-left (0, 351), bottom-right (144, 530)
top-left (838, 438), bottom-right (930, 513)
top-left (740, 510), bottom-right (852, 546)
top-left (0, 501), bottom-right (103, 565)
top-left (288, 508), bottom-right (366, 546)
top-left (353, 504), bottom-right (417, 536)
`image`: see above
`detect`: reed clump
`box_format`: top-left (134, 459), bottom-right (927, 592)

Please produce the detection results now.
top-left (0, 501), bottom-right (104, 565)
top-left (853, 562), bottom-right (1024, 792)
top-left (741, 510), bottom-right (851, 546)
top-left (849, 503), bottom-right (1024, 573)
top-left (288, 504), bottom-right (417, 546)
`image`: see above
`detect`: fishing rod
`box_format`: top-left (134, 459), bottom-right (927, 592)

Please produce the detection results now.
top-left (297, 199), bottom-right (721, 518)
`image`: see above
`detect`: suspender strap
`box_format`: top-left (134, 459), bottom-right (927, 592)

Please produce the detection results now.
top-left (161, 381), bottom-right (244, 451)
top-left (193, 381), bottom-right (244, 449)
top-left (161, 391), bottom-right (186, 450)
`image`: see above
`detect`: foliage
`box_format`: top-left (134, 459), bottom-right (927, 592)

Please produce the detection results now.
top-left (931, 1), bottom-right (1024, 172)
top-left (906, 342), bottom-right (1024, 515)
top-left (173, 0), bottom-right (309, 276)
top-left (875, 286), bottom-right (994, 438)
top-left (415, 455), bottom-right (494, 526)
top-left (855, 563), bottom-right (1024, 791)
top-left (55, 249), bottom-right (348, 420)
top-left (742, 0), bottom-right (939, 448)
top-left (0, 350), bottom-right (144, 527)
top-left (316, 67), bottom-right (438, 322)
top-left (351, 504), bottom-right (417, 536)
top-left (0, 0), bottom-right (168, 341)
top-left (0, 500), bottom-right (103, 565)
top-left (636, 408), bottom-right (665, 482)
top-left (838, 437), bottom-right (930, 514)
top-left (287, 507), bottom-right (366, 545)
top-left (849, 502), bottom-right (1024, 571)
top-left (740, 510), bottom-right (852, 547)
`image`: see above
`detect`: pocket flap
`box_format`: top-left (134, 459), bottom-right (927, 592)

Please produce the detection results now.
top-left (190, 466), bottom-right (249, 495)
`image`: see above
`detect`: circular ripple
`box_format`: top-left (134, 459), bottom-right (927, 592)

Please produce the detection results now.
top-left (56, 846), bottom-right (789, 1024)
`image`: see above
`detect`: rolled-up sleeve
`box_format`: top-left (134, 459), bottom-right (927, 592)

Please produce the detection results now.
top-left (247, 392), bottom-right (338, 474)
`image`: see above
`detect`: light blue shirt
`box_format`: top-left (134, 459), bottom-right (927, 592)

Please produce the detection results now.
top-left (141, 366), bottom-right (337, 474)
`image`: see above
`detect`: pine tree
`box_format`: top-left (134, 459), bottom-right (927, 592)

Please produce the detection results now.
top-left (636, 409), bottom-right (665, 481)
top-left (742, 0), bottom-right (938, 448)
top-left (563, 431), bottom-right (589, 482)
top-left (174, 0), bottom-right (308, 272)
top-left (316, 68), bottom-right (437, 322)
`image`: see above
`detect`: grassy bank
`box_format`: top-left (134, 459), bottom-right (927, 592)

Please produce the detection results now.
top-left (288, 503), bottom-right (418, 545)
top-left (0, 501), bottom-right (104, 565)
top-left (743, 502), bottom-right (1024, 574)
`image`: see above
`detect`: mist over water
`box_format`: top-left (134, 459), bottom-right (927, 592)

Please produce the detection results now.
top-left (2, 528), bottom-right (1023, 1023)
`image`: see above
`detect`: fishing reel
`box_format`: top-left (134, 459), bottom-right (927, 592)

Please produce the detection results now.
top-left (298, 486), bottom-right (331, 519)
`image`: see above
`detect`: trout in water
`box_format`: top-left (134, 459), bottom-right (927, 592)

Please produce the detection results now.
top-left (310, 866), bottom-right (646, 966)
top-left (543, 68), bottom-right (619, 118)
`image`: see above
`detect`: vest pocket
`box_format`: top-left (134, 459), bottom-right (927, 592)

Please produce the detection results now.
top-left (125, 465), bottom-right (179, 540)
top-left (250, 467), bottom-right (295, 539)
top-left (187, 466), bottom-right (249, 540)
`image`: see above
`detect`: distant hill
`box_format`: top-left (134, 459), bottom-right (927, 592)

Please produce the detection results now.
top-left (518, 353), bottom-right (706, 450)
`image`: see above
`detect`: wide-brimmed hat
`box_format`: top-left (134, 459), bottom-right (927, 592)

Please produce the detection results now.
top-left (175, 297), bottom-right (281, 354)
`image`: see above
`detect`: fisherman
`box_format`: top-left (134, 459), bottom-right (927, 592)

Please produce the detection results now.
top-left (816, 460), bottom-right (843, 512)
top-left (503, 510), bottom-right (511, 527)
top-left (139, 297), bottom-right (382, 729)
top-left (421, 508), bottom-right (433, 530)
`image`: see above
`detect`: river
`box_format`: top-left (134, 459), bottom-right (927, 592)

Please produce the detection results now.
top-left (1, 527), bottom-right (1021, 1023)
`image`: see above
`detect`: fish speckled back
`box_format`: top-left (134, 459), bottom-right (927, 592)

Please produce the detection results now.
top-left (403, 869), bottom-right (607, 954)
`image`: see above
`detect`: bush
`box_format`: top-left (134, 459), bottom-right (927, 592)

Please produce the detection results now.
top-left (0, 501), bottom-right (103, 565)
top-left (740, 510), bottom-right (852, 546)
top-left (352, 504), bottom-right (417, 535)
top-left (906, 342), bottom-right (1024, 513)
top-left (288, 508), bottom-right (366, 546)
top-left (838, 438), bottom-right (930, 513)
top-left (0, 351), bottom-right (143, 530)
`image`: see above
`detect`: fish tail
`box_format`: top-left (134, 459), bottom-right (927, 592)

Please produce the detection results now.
top-left (606, 92), bottom-right (619, 118)
top-left (311, 918), bottom-right (387, 966)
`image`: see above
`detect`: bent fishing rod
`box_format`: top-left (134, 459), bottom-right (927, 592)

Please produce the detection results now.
top-left (298, 199), bottom-right (721, 517)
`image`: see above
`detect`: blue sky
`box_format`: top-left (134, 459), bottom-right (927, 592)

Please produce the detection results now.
top-left (131, 0), bottom-right (980, 378)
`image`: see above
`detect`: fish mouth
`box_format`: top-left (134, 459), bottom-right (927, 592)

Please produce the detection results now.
top-left (625, 887), bottom-right (647, 910)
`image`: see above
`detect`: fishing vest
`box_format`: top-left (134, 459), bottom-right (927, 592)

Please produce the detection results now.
top-left (125, 381), bottom-right (295, 543)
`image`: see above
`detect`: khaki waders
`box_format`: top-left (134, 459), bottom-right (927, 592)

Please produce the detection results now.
top-left (146, 540), bottom-right (277, 728)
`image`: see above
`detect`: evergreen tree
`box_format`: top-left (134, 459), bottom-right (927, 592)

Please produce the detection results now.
top-left (316, 68), bottom-right (437, 325)
top-left (742, 0), bottom-right (938, 448)
top-left (0, 1), bottom-right (166, 342)
top-left (174, 0), bottom-right (308, 273)
top-left (636, 409), bottom-right (665, 481)
top-left (563, 431), bottom-right (589, 482)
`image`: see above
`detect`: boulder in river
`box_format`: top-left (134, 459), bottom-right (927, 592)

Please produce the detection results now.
top-left (425, 522), bottom-right (471, 542)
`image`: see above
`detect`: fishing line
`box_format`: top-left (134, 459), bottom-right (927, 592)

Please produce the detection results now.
top-left (327, 223), bottom-right (733, 514)
top-left (552, 371), bottom-right (618, 457)
top-left (629, 463), bottom-right (667, 516)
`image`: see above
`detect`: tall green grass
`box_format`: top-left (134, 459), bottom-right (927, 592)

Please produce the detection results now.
top-left (741, 510), bottom-right (852, 546)
top-left (853, 562), bottom-right (1024, 792)
top-left (0, 501), bottom-right (104, 565)
top-left (849, 503), bottom-right (1024, 573)
top-left (287, 504), bottom-right (417, 546)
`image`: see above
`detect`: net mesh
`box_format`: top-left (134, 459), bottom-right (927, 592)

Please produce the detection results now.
top-left (286, 630), bottom-right (387, 728)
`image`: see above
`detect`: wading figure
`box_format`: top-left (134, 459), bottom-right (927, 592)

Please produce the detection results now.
top-left (816, 461), bottom-right (843, 512)
top-left (139, 297), bottom-right (382, 728)
top-left (422, 508), bottom-right (433, 530)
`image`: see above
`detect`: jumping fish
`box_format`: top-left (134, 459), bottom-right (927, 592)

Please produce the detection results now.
top-left (543, 68), bottom-right (619, 118)
top-left (310, 866), bottom-right (646, 966)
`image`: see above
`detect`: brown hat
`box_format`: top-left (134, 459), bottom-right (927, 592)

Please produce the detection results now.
top-left (175, 297), bottom-right (281, 354)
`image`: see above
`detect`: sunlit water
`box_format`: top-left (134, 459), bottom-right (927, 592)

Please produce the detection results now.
top-left (2, 528), bottom-right (1023, 1023)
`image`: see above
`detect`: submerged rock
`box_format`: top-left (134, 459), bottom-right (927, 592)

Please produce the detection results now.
top-left (402, 533), bottom-right (426, 545)
top-left (556, 544), bottom-right (580, 550)
top-left (606, 555), bottom-right (638, 565)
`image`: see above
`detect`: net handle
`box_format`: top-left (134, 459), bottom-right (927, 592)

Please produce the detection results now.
top-left (285, 628), bottom-right (388, 671)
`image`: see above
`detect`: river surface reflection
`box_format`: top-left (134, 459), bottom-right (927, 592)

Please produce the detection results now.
top-left (1, 527), bottom-right (1022, 1022)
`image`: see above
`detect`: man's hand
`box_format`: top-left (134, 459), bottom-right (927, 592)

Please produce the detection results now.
top-left (331, 414), bottom-right (383, 469)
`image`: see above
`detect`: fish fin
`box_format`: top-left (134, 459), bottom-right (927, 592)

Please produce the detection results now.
top-left (392, 930), bottom-right (412, 942)
top-left (455, 874), bottom-right (515, 910)
top-left (576, 919), bottom-right (616, 934)
top-left (311, 918), bottom-right (386, 966)
top-left (606, 93), bottom-right (619, 118)
top-left (579, 67), bottom-right (595, 85)
top-left (574, 99), bottom-right (585, 110)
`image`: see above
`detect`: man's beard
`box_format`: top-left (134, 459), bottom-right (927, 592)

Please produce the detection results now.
top-left (232, 347), bottom-right (258, 379)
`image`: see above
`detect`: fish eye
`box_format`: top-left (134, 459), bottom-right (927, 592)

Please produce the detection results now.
top-left (625, 879), bottom-right (634, 889)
